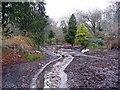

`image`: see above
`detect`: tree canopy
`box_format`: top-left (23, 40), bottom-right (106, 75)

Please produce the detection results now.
top-left (2, 1), bottom-right (48, 48)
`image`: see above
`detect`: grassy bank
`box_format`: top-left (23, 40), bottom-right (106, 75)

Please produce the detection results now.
top-left (24, 53), bottom-right (45, 61)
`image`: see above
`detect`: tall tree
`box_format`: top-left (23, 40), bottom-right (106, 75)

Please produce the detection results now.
top-left (102, 1), bottom-right (118, 39)
top-left (65, 14), bottom-right (77, 46)
top-left (82, 9), bottom-right (103, 35)
top-left (2, 1), bottom-right (48, 48)
top-left (60, 20), bottom-right (68, 34)
top-left (28, 1), bottom-right (48, 47)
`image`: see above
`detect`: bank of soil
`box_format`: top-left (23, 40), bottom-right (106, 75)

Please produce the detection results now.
top-left (64, 49), bottom-right (119, 89)
top-left (2, 54), bottom-right (57, 88)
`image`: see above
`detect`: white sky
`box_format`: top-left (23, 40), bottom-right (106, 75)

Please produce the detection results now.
top-left (45, 0), bottom-right (119, 21)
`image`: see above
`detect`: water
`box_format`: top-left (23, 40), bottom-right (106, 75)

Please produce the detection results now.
top-left (43, 55), bottom-right (73, 88)
top-left (36, 50), bottom-right (74, 88)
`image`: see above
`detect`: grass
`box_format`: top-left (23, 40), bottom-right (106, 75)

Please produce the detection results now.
top-left (24, 52), bottom-right (44, 61)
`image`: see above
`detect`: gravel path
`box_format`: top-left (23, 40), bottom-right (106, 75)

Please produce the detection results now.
top-left (64, 49), bottom-right (119, 89)
top-left (2, 55), bottom-right (57, 88)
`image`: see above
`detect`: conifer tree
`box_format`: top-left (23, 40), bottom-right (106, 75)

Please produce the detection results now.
top-left (75, 23), bottom-right (89, 46)
top-left (65, 14), bottom-right (77, 46)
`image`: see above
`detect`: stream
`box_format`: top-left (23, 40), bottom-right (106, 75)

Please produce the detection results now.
top-left (32, 49), bottom-right (74, 88)
top-left (44, 53), bottom-right (73, 88)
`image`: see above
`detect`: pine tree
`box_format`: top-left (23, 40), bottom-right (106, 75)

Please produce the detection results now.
top-left (65, 14), bottom-right (77, 46)
top-left (75, 23), bottom-right (89, 46)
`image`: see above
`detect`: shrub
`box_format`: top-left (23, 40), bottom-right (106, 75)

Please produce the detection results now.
top-left (46, 38), bottom-right (56, 45)
top-left (93, 38), bottom-right (104, 46)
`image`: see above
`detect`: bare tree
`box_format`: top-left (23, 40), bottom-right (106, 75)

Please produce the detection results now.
top-left (74, 9), bottom-right (103, 37)
top-left (74, 10), bottom-right (86, 26)
top-left (82, 9), bottom-right (103, 36)
top-left (102, 1), bottom-right (118, 39)
top-left (74, 0), bottom-right (119, 40)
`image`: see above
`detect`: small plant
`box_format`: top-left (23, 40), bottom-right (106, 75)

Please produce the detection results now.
top-left (88, 42), bottom-right (98, 49)
top-left (93, 38), bottom-right (104, 46)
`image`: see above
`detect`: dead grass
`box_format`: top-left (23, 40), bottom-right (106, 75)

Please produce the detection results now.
top-left (3, 35), bottom-right (33, 52)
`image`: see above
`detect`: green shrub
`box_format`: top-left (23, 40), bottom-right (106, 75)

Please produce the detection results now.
top-left (24, 52), bottom-right (44, 61)
top-left (46, 38), bottom-right (56, 44)
top-left (93, 38), bottom-right (104, 46)
top-left (88, 42), bottom-right (107, 50)
top-left (88, 42), bottom-right (99, 49)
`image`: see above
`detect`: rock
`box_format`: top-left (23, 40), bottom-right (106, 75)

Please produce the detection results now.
top-left (17, 55), bottom-right (22, 58)
top-left (81, 49), bottom-right (90, 53)
top-left (35, 51), bottom-right (41, 53)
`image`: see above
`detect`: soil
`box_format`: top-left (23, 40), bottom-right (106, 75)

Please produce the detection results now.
top-left (2, 49), bottom-right (57, 88)
top-left (2, 47), bottom-right (120, 89)
top-left (2, 48), bottom-right (26, 65)
top-left (64, 49), bottom-right (119, 89)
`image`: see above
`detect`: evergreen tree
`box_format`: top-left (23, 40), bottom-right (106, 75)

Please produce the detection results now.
top-left (2, 1), bottom-right (48, 48)
top-left (75, 23), bottom-right (89, 46)
top-left (65, 14), bottom-right (77, 46)
top-left (48, 30), bottom-right (55, 44)
top-left (48, 30), bottom-right (55, 39)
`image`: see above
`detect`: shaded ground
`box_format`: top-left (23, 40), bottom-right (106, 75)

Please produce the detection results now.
top-left (2, 53), bottom-right (57, 88)
top-left (64, 49), bottom-right (119, 89)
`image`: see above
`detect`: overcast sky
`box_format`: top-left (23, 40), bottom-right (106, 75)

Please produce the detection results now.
top-left (45, 0), bottom-right (119, 21)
